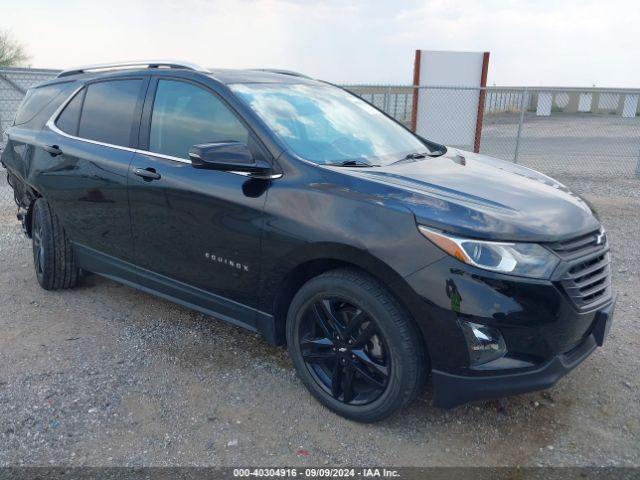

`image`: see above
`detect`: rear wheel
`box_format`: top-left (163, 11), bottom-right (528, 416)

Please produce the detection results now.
top-left (31, 198), bottom-right (79, 290)
top-left (287, 268), bottom-right (426, 422)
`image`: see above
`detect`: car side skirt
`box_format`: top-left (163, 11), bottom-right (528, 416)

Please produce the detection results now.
top-left (73, 243), bottom-right (277, 344)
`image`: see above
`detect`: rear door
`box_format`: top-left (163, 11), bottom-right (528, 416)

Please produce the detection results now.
top-left (128, 77), bottom-right (269, 315)
top-left (37, 76), bottom-right (149, 262)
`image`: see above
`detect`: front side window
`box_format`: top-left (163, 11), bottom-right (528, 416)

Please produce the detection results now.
top-left (230, 83), bottom-right (430, 166)
top-left (149, 79), bottom-right (249, 160)
top-left (77, 79), bottom-right (143, 147)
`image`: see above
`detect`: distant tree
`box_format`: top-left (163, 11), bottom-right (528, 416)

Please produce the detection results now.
top-left (0, 31), bottom-right (29, 67)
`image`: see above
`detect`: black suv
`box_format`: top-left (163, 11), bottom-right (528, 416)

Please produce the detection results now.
top-left (1, 61), bottom-right (615, 422)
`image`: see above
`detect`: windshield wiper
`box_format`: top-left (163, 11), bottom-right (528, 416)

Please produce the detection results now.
top-left (389, 150), bottom-right (445, 166)
top-left (324, 160), bottom-right (380, 167)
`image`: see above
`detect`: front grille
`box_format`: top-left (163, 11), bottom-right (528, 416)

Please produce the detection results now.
top-left (549, 229), bottom-right (612, 310)
top-left (549, 229), bottom-right (607, 261)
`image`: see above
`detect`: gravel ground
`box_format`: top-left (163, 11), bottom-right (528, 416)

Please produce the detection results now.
top-left (0, 178), bottom-right (638, 467)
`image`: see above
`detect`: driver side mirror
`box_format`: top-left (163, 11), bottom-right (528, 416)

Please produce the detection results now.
top-left (189, 142), bottom-right (276, 178)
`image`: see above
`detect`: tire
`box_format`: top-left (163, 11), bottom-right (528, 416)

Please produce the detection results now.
top-left (286, 268), bottom-right (426, 422)
top-left (31, 198), bottom-right (79, 290)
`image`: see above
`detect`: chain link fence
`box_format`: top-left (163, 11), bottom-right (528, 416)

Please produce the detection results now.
top-left (345, 84), bottom-right (640, 184)
top-left (2, 69), bottom-right (640, 214)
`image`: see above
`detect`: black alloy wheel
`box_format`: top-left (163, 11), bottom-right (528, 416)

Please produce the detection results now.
top-left (32, 213), bottom-right (45, 283)
top-left (299, 297), bottom-right (390, 405)
top-left (287, 268), bottom-right (426, 422)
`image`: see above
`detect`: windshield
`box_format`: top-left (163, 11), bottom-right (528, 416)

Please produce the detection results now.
top-left (230, 83), bottom-right (431, 166)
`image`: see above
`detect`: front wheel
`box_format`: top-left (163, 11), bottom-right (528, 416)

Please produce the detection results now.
top-left (286, 268), bottom-right (426, 422)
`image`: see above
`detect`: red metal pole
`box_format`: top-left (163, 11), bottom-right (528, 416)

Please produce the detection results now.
top-left (473, 51), bottom-right (490, 153)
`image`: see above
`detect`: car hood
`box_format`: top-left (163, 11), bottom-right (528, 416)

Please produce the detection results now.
top-left (344, 149), bottom-right (600, 242)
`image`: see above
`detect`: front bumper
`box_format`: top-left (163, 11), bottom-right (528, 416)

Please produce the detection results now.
top-left (431, 299), bottom-right (615, 408)
top-left (402, 253), bottom-right (616, 409)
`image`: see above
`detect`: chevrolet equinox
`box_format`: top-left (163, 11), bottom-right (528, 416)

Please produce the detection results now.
top-left (1, 61), bottom-right (615, 422)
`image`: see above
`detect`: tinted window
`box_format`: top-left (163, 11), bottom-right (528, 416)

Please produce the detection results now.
top-left (14, 83), bottom-right (70, 126)
top-left (78, 79), bottom-right (143, 147)
top-left (149, 80), bottom-right (248, 159)
top-left (56, 89), bottom-right (84, 136)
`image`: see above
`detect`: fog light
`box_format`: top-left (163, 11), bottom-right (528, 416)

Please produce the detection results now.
top-left (459, 320), bottom-right (507, 366)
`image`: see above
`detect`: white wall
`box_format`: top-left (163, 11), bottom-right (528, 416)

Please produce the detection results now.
top-left (415, 51), bottom-right (486, 148)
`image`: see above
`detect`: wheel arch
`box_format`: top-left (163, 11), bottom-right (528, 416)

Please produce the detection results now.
top-left (6, 169), bottom-right (41, 237)
top-left (23, 190), bottom-right (43, 238)
top-left (268, 243), bottom-right (430, 360)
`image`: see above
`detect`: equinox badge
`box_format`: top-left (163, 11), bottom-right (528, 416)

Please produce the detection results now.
top-left (205, 252), bottom-right (249, 272)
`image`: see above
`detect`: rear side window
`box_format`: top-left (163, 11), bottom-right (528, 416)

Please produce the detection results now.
top-left (14, 83), bottom-right (70, 126)
top-left (149, 79), bottom-right (249, 159)
top-left (56, 89), bottom-right (85, 136)
top-left (77, 79), bottom-right (143, 147)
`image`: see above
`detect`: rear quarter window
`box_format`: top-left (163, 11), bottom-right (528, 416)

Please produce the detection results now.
top-left (56, 89), bottom-right (85, 136)
top-left (14, 82), bottom-right (72, 126)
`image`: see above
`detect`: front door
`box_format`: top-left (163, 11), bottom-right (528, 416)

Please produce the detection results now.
top-left (127, 78), bottom-right (270, 319)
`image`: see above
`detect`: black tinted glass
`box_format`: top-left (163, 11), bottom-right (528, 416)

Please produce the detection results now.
top-left (14, 83), bottom-right (69, 126)
top-left (56, 89), bottom-right (84, 136)
top-left (149, 80), bottom-right (248, 159)
top-left (78, 79), bottom-right (143, 147)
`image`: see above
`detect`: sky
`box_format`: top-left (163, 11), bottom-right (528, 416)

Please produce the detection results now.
top-left (2, 0), bottom-right (638, 87)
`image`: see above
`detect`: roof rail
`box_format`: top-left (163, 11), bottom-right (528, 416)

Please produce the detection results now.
top-left (57, 60), bottom-right (210, 78)
top-left (251, 69), bottom-right (312, 79)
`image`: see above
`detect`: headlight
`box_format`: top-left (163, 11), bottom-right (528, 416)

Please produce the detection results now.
top-left (418, 225), bottom-right (559, 279)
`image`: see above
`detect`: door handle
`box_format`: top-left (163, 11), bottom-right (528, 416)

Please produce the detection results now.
top-left (133, 167), bottom-right (161, 181)
top-left (43, 144), bottom-right (62, 156)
